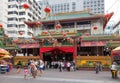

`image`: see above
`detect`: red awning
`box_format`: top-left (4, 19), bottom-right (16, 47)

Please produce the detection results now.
top-left (40, 46), bottom-right (76, 59)
top-left (18, 43), bottom-right (40, 48)
top-left (81, 41), bottom-right (106, 47)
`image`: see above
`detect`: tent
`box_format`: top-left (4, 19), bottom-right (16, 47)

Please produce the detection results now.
top-left (111, 46), bottom-right (120, 56)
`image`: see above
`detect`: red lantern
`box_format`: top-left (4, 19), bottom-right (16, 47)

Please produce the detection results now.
top-left (48, 35), bottom-right (52, 39)
top-left (44, 7), bottom-right (51, 13)
top-left (44, 31), bottom-right (48, 35)
top-left (86, 33), bottom-right (89, 36)
top-left (105, 13), bottom-right (111, 21)
top-left (1, 38), bottom-right (4, 41)
top-left (19, 32), bottom-right (23, 35)
top-left (5, 34), bottom-right (8, 37)
top-left (32, 37), bottom-right (36, 40)
top-left (67, 37), bottom-right (70, 41)
top-left (62, 32), bottom-right (67, 37)
top-left (105, 13), bottom-right (110, 18)
top-left (23, 4), bottom-right (30, 9)
top-left (56, 24), bottom-right (61, 29)
top-left (93, 26), bottom-right (97, 30)
top-left (0, 24), bottom-right (3, 28)
top-left (36, 22), bottom-right (41, 27)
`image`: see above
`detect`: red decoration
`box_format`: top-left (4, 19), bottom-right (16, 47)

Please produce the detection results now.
top-left (48, 35), bottom-right (52, 39)
top-left (23, 4), bottom-right (30, 9)
top-left (36, 22), bottom-right (41, 27)
top-left (93, 26), bottom-right (97, 30)
top-left (86, 33), bottom-right (89, 36)
top-left (1, 38), bottom-right (4, 41)
top-left (0, 24), bottom-right (3, 28)
top-left (105, 13), bottom-right (111, 21)
top-left (32, 37), bottom-right (36, 40)
top-left (5, 34), bottom-right (8, 37)
top-left (62, 32), bottom-right (67, 37)
top-left (19, 32), bottom-right (23, 35)
top-left (56, 24), bottom-right (61, 29)
top-left (44, 7), bottom-right (51, 13)
top-left (67, 37), bottom-right (70, 41)
top-left (44, 31), bottom-right (48, 35)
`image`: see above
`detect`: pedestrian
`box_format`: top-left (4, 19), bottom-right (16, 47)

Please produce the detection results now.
top-left (99, 63), bottom-right (103, 71)
top-left (24, 66), bottom-right (29, 80)
top-left (30, 63), bottom-right (37, 78)
top-left (111, 62), bottom-right (118, 78)
top-left (95, 63), bottom-right (99, 74)
top-left (17, 65), bottom-right (21, 73)
top-left (38, 59), bottom-right (44, 76)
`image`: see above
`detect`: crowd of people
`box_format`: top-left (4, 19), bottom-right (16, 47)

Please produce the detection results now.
top-left (16, 59), bottom-right (76, 79)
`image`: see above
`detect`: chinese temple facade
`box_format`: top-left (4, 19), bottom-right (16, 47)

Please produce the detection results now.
top-left (15, 10), bottom-right (120, 69)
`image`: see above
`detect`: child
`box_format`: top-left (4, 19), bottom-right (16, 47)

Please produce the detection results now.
top-left (24, 66), bottom-right (29, 80)
top-left (17, 65), bottom-right (21, 73)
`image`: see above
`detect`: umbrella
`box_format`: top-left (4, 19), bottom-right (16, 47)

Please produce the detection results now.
top-left (0, 48), bottom-right (9, 55)
top-left (2, 55), bottom-right (12, 59)
top-left (112, 46), bottom-right (120, 51)
top-left (111, 46), bottom-right (120, 56)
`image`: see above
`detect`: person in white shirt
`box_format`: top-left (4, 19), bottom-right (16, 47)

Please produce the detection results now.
top-left (38, 59), bottom-right (44, 76)
top-left (111, 62), bottom-right (118, 78)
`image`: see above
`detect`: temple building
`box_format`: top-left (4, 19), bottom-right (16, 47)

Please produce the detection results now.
top-left (15, 10), bottom-right (120, 69)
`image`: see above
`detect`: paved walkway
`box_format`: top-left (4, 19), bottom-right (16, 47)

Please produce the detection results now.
top-left (0, 69), bottom-right (120, 83)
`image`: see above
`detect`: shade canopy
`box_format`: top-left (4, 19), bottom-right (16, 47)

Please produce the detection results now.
top-left (111, 46), bottom-right (120, 56)
top-left (0, 48), bottom-right (9, 55)
top-left (2, 55), bottom-right (12, 59)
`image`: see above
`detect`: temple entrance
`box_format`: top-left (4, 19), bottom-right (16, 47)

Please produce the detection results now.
top-left (43, 51), bottom-right (73, 62)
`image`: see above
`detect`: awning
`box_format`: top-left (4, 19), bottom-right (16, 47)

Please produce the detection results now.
top-left (40, 46), bottom-right (76, 59)
top-left (81, 41), bottom-right (106, 47)
top-left (18, 43), bottom-right (40, 48)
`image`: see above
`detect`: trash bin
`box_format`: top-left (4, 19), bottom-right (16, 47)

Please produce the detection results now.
top-left (0, 65), bottom-right (7, 74)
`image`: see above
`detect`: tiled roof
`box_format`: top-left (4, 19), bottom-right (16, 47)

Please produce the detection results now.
top-left (40, 11), bottom-right (103, 22)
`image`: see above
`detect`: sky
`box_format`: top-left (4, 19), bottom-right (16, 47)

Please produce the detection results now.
top-left (36, 0), bottom-right (120, 23)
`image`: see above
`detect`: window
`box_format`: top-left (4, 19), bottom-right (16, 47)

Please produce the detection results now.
top-left (19, 12), bottom-right (25, 15)
top-left (8, 11), bottom-right (18, 15)
top-left (8, 4), bottom-right (18, 8)
top-left (8, 17), bottom-right (18, 21)
top-left (7, 24), bottom-right (17, 27)
top-left (19, 24), bottom-right (25, 28)
top-left (19, 18), bottom-right (25, 22)
top-left (72, 2), bottom-right (76, 11)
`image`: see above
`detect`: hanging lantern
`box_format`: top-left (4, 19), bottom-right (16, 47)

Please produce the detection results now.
top-left (62, 32), bottom-right (67, 37)
top-left (93, 26), bottom-right (97, 30)
top-left (48, 35), bottom-right (52, 39)
top-left (1, 38), bottom-right (4, 41)
top-left (23, 3), bottom-right (30, 9)
top-left (5, 34), bottom-right (8, 38)
top-left (0, 24), bottom-right (3, 28)
top-left (67, 37), bottom-right (70, 41)
top-left (86, 33), bottom-right (89, 36)
top-left (32, 37), bottom-right (36, 40)
top-left (44, 7), bottom-right (51, 13)
top-left (44, 31), bottom-right (48, 35)
top-left (36, 22), bottom-right (41, 27)
top-left (19, 32), bottom-right (23, 35)
top-left (56, 24), bottom-right (61, 29)
top-left (105, 13), bottom-right (111, 21)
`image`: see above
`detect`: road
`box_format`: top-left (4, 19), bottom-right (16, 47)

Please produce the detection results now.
top-left (0, 69), bottom-right (120, 83)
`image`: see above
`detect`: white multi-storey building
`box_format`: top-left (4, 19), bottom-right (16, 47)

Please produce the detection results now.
top-left (7, 0), bottom-right (41, 38)
top-left (0, 0), bottom-right (8, 34)
top-left (38, 0), bottom-right (104, 17)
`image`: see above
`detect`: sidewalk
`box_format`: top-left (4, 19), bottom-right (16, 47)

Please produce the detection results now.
top-left (1, 68), bottom-right (120, 83)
